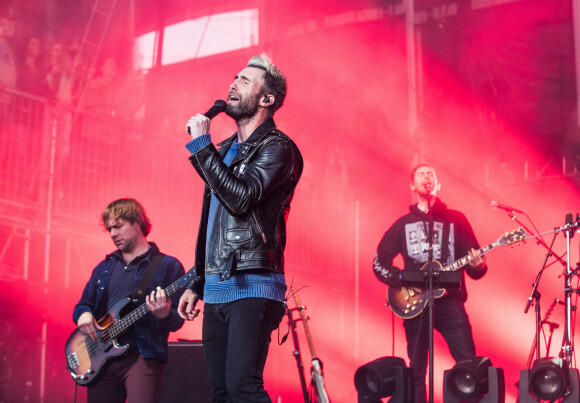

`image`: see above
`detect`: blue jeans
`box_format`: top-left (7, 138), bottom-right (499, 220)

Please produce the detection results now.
top-left (403, 297), bottom-right (476, 403)
top-left (202, 298), bottom-right (285, 403)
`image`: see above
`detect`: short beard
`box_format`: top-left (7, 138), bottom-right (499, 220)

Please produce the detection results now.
top-left (225, 92), bottom-right (261, 121)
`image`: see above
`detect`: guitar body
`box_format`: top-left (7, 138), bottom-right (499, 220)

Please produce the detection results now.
top-left (65, 298), bottom-right (131, 386)
top-left (385, 228), bottom-right (526, 319)
top-left (387, 261), bottom-right (446, 319)
top-left (65, 267), bottom-right (196, 386)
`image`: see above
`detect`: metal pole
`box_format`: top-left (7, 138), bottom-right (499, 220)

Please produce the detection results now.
top-left (406, 0), bottom-right (418, 142)
top-left (573, 0), bottom-right (580, 126)
top-left (39, 109), bottom-right (58, 403)
top-left (286, 308), bottom-right (309, 403)
top-left (563, 229), bottom-right (573, 362)
top-left (354, 200), bottom-right (360, 363)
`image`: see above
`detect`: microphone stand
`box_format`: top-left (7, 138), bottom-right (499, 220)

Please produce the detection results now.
top-left (522, 216), bottom-right (579, 364)
top-left (426, 195), bottom-right (435, 403)
top-left (506, 211), bottom-right (567, 269)
top-left (523, 231), bottom-right (558, 361)
top-left (561, 217), bottom-right (577, 363)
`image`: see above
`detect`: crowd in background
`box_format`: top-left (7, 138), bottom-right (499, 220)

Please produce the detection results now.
top-left (0, 4), bottom-right (145, 127)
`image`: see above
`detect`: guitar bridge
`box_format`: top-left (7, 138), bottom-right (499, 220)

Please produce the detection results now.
top-left (67, 352), bottom-right (80, 370)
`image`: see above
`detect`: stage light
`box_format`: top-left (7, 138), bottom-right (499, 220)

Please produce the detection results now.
top-left (443, 356), bottom-right (505, 402)
top-left (518, 357), bottom-right (580, 402)
top-left (530, 358), bottom-right (568, 400)
top-left (354, 356), bottom-right (414, 403)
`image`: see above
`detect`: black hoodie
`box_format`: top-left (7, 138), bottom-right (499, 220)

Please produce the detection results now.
top-left (373, 198), bottom-right (487, 302)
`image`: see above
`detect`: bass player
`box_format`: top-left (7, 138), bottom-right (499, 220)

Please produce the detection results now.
top-left (372, 163), bottom-right (487, 403)
top-left (72, 198), bottom-right (185, 402)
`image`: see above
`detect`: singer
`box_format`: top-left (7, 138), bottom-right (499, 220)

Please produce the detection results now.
top-left (373, 163), bottom-right (488, 403)
top-left (178, 54), bottom-right (303, 403)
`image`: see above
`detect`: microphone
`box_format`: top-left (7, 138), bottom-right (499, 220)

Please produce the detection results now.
top-left (204, 99), bottom-right (227, 119)
top-left (565, 213), bottom-right (577, 238)
top-left (490, 200), bottom-right (524, 214)
top-left (187, 99), bottom-right (227, 134)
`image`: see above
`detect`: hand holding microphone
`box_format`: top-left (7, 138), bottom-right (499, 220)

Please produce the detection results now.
top-left (186, 100), bottom-right (227, 138)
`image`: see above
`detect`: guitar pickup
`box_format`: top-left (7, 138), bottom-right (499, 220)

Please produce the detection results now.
top-left (67, 352), bottom-right (80, 370)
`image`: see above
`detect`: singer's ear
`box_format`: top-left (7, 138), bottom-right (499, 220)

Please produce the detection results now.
top-left (261, 95), bottom-right (273, 105)
top-left (437, 182), bottom-right (441, 192)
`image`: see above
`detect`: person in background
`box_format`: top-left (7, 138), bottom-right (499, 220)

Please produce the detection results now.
top-left (17, 36), bottom-right (50, 97)
top-left (0, 5), bottom-right (16, 106)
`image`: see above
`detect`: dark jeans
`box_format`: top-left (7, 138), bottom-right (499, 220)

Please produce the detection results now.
top-left (87, 351), bottom-right (165, 403)
top-left (202, 297), bottom-right (286, 403)
top-left (403, 297), bottom-right (476, 403)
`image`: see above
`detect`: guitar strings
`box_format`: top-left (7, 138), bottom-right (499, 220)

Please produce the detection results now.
top-left (70, 278), bottom-right (190, 370)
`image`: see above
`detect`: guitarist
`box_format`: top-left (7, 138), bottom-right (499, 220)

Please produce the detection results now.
top-left (373, 163), bottom-right (488, 403)
top-left (72, 198), bottom-right (186, 403)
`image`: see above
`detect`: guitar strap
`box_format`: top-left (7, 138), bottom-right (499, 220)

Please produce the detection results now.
top-left (440, 219), bottom-right (450, 264)
top-left (423, 216), bottom-right (450, 264)
top-left (130, 252), bottom-right (165, 302)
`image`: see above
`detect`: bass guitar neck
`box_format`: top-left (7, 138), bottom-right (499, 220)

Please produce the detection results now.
top-left (65, 267), bottom-right (195, 386)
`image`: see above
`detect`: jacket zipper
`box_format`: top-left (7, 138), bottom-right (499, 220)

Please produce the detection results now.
top-left (252, 211), bottom-right (267, 243)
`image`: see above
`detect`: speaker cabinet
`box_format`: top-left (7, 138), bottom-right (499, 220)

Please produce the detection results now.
top-left (160, 340), bottom-right (212, 403)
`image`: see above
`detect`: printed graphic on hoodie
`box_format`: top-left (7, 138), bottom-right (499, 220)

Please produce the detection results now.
top-left (404, 221), bottom-right (455, 266)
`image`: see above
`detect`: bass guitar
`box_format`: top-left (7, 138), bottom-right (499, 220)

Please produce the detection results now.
top-left (387, 227), bottom-right (525, 319)
top-left (65, 268), bottom-right (195, 386)
top-left (291, 285), bottom-right (331, 403)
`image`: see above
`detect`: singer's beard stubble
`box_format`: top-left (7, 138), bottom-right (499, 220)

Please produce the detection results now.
top-left (226, 92), bottom-right (261, 121)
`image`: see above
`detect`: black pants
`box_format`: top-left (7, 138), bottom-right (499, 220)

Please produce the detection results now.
top-left (202, 298), bottom-right (285, 403)
top-left (87, 352), bottom-right (165, 403)
top-left (404, 297), bottom-right (476, 403)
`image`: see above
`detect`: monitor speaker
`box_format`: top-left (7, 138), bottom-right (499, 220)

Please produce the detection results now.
top-left (160, 340), bottom-right (212, 403)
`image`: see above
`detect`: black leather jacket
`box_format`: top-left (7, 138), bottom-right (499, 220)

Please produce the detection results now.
top-left (187, 118), bottom-right (303, 298)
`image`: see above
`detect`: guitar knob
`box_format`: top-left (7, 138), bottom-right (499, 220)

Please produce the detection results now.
top-left (86, 369), bottom-right (94, 374)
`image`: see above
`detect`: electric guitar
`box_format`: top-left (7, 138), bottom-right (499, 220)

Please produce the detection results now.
top-left (65, 268), bottom-right (196, 386)
top-left (291, 285), bottom-right (330, 403)
top-left (387, 227), bottom-right (525, 319)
